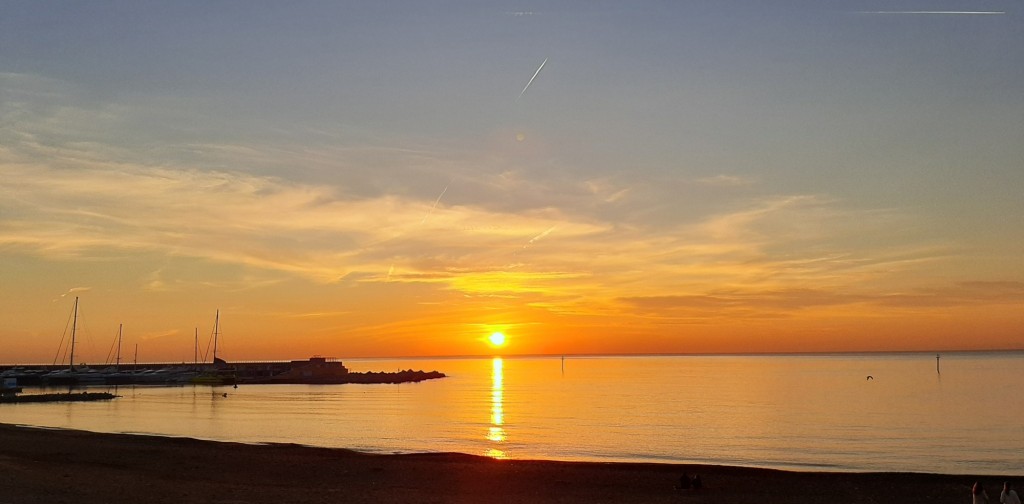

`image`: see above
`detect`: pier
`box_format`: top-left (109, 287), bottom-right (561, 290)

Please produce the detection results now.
top-left (0, 357), bottom-right (446, 388)
top-left (0, 391), bottom-right (117, 404)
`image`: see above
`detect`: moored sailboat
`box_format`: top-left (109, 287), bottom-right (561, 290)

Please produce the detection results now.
top-left (103, 324), bottom-right (133, 385)
top-left (190, 310), bottom-right (237, 386)
top-left (42, 297), bottom-right (105, 386)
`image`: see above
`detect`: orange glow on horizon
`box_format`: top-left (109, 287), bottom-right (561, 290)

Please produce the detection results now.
top-left (2, 280), bottom-right (1022, 364)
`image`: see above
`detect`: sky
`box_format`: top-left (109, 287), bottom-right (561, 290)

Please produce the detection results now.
top-left (2, 1), bottom-right (1022, 363)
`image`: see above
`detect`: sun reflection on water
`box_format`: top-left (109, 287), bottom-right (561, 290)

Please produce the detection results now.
top-left (491, 358), bottom-right (504, 426)
top-left (487, 426), bottom-right (505, 442)
top-left (486, 357), bottom-right (507, 458)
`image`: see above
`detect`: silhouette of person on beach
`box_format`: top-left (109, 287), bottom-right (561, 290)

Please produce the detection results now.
top-left (1002, 482), bottom-right (1021, 504)
top-left (974, 482), bottom-right (991, 504)
top-left (691, 474), bottom-right (702, 490)
top-left (678, 473), bottom-right (691, 490)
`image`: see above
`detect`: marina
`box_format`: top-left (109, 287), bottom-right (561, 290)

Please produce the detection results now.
top-left (3, 300), bottom-right (446, 391)
top-left (0, 357), bottom-right (446, 388)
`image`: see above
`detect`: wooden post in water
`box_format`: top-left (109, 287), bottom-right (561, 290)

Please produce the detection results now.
top-left (936, 353), bottom-right (941, 374)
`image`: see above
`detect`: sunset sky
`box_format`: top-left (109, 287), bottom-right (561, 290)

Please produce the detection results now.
top-left (2, 1), bottom-right (1022, 363)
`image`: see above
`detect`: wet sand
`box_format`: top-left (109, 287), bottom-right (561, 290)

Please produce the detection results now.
top-left (0, 423), bottom-right (1008, 503)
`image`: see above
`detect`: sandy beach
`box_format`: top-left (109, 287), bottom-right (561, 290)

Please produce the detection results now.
top-left (0, 423), bottom-right (1012, 504)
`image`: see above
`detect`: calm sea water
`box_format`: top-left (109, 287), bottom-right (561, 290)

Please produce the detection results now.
top-left (3, 353), bottom-right (1022, 475)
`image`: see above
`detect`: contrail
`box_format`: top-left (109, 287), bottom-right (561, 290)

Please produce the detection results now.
top-left (859, 11), bottom-right (1005, 15)
top-left (421, 177), bottom-right (455, 225)
top-left (386, 177), bottom-right (455, 282)
top-left (516, 58), bottom-right (548, 102)
top-left (521, 226), bottom-right (556, 251)
top-left (528, 226), bottom-right (556, 245)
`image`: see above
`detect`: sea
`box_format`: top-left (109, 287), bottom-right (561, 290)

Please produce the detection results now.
top-left (2, 353), bottom-right (1022, 476)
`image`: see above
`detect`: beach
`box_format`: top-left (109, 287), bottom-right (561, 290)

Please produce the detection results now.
top-left (0, 423), bottom-right (1005, 504)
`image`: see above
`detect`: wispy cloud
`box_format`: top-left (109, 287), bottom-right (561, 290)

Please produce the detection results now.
top-left (694, 174), bottom-right (756, 187)
top-left (0, 162), bottom-right (607, 283)
top-left (584, 179), bottom-right (631, 203)
top-left (52, 286), bottom-right (92, 302)
top-left (620, 280), bottom-right (1024, 316)
top-left (283, 311), bottom-right (352, 319)
top-left (0, 72), bottom-right (985, 332)
top-left (875, 281), bottom-right (1024, 308)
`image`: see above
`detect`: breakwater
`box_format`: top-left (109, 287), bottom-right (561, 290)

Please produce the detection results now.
top-left (259, 369), bottom-right (447, 385)
top-left (0, 357), bottom-right (446, 387)
top-left (0, 391), bottom-right (116, 404)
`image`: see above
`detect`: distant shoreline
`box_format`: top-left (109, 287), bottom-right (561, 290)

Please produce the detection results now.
top-left (0, 423), bottom-right (1014, 504)
top-left (5, 348), bottom-right (1023, 367)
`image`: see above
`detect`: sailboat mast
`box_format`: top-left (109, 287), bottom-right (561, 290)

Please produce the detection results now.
top-left (194, 328), bottom-right (199, 367)
top-left (69, 296), bottom-right (79, 371)
top-left (213, 309), bottom-right (220, 363)
top-left (116, 323), bottom-right (122, 372)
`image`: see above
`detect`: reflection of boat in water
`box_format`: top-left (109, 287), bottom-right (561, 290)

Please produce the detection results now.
top-left (190, 310), bottom-right (236, 386)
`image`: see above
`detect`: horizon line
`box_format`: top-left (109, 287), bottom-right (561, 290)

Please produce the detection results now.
top-left (6, 348), bottom-right (1023, 367)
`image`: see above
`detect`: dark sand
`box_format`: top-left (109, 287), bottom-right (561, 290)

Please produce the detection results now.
top-left (0, 423), bottom-right (1009, 503)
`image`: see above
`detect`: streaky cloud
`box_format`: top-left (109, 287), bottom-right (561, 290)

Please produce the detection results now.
top-left (695, 175), bottom-right (756, 188)
top-left (619, 279), bottom-right (1024, 316)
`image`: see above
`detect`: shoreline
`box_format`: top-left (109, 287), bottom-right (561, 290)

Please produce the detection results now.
top-left (1, 423), bottom-right (1014, 504)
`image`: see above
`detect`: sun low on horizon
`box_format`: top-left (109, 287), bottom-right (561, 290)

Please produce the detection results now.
top-left (488, 332), bottom-right (507, 349)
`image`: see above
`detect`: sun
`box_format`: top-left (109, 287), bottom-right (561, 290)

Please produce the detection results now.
top-left (488, 332), bottom-right (507, 347)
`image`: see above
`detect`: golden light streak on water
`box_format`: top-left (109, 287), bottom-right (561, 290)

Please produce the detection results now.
top-left (486, 357), bottom-right (506, 455)
top-left (491, 358), bottom-right (504, 419)
top-left (487, 426), bottom-right (506, 443)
